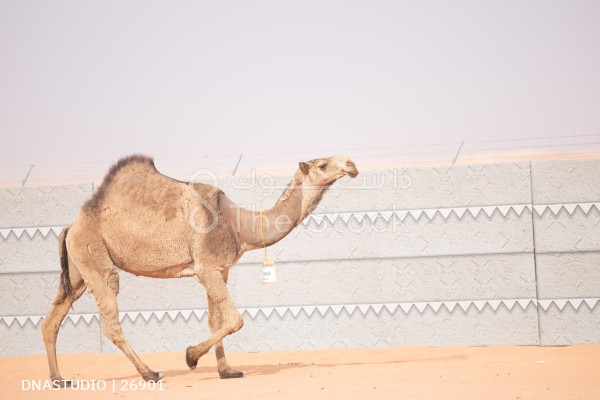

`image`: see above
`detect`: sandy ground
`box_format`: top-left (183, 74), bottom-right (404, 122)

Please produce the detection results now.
top-left (2, 345), bottom-right (599, 400)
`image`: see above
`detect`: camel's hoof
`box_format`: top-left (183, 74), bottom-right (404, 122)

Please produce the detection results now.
top-left (219, 370), bottom-right (245, 379)
top-left (143, 371), bottom-right (163, 382)
top-left (185, 346), bottom-right (197, 370)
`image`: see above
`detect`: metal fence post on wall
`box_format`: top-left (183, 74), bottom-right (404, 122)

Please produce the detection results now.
top-left (231, 154), bottom-right (243, 176)
top-left (20, 165), bottom-right (34, 187)
top-left (451, 141), bottom-right (464, 165)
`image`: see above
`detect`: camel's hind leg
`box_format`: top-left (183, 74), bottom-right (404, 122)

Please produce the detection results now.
top-left (71, 242), bottom-right (163, 382)
top-left (41, 270), bottom-right (86, 386)
top-left (90, 274), bottom-right (162, 381)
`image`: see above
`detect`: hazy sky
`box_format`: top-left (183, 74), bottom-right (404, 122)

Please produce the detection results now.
top-left (1, 0), bottom-right (599, 166)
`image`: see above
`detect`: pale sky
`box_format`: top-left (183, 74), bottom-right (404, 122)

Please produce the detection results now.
top-left (1, 0), bottom-right (599, 167)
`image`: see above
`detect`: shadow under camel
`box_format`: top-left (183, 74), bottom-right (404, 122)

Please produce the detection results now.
top-left (109, 352), bottom-right (468, 382)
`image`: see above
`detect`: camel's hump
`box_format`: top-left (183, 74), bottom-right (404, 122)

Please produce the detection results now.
top-left (84, 154), bottom-right (157, 210)
top-left (106, 154), bottom-right (156, 175)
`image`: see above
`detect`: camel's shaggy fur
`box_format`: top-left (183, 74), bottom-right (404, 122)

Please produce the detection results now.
top-left (41, 154), bottom-right (358, 384)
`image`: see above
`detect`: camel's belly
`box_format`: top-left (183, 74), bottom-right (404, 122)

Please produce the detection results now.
top-left (101, 217), bottom-right (193, 276)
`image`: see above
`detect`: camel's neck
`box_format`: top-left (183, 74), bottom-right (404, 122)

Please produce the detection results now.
top-left (232, 173), bottom-right (329, 251)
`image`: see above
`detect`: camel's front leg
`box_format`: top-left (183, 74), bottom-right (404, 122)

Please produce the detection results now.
top-left (209, 270), bottom-right (244, 378)
top-left (209, 297), bottom-right (244, 378)
top-left (186, 269), bottom-right (244, 375)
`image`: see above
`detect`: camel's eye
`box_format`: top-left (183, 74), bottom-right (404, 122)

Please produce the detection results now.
top-left (318, 163), bottom-right (327, 171)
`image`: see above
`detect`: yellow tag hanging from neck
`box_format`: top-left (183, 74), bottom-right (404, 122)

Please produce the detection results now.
top-left (259, 210), bottom-right (276, 283)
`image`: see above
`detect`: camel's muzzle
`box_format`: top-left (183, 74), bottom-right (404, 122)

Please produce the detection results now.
top-left (343, 161), bottom-right (359, 178)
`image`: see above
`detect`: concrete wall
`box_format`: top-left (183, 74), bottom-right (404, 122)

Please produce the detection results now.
top-left (1, 159), bottom-right (599, 357)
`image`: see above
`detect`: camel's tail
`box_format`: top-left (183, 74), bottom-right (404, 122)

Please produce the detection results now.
top-left (54, 226), bottom-right (72, 304)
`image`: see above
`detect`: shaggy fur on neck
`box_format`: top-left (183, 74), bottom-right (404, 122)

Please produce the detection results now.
top-left (275, 170), bottom-right (332, 223)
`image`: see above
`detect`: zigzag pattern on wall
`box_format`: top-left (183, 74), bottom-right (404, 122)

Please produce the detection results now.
top-left (2, 298), bottom-right (598, 328)
top-left (2, 202), bottom-right (599, 240)
top-left (0, 226), bottom-right (63, 240)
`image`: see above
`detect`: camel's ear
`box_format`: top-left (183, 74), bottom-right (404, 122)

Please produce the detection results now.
top-left (299, 162), bottom-right (310, 175)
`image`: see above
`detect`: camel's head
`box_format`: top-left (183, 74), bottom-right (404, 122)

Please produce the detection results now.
top-left (298, 156), bottom-right (359, 186)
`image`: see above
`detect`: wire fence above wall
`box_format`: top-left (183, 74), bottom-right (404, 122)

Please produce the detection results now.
top-left (1, 134), bottom-right (600, 187)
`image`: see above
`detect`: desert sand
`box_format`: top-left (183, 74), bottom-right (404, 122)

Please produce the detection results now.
top-left (2, 345), bottom-right (600, 400)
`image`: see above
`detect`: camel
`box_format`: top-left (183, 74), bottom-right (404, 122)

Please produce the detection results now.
top-left (41, 154), bottom-right (358, 384)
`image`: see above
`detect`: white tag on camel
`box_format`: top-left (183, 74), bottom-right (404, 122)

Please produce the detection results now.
top-left (261, 257), bottom-right (276, 284)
